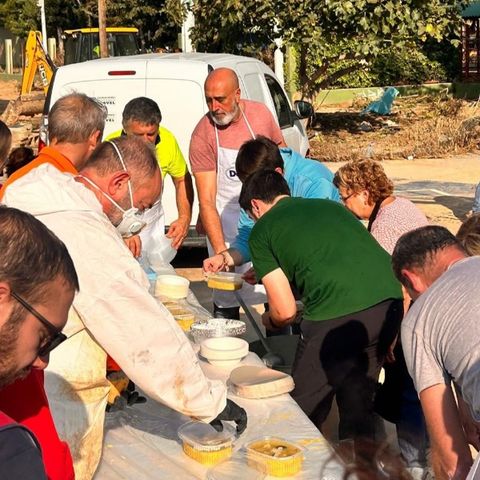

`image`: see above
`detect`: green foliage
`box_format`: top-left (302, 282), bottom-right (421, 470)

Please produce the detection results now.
top-left (370, 48), bottom-right (446, 86)
top-left (190, 0), bottom-right (468, 97)
top-left (0, 0), bottom-right (185, 49)
top-left (0, 0), bottom-right (39, 36)
top-left (108, 0), bottom-right (186, 48)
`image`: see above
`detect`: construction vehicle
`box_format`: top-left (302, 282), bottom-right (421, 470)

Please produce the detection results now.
top-left (1, 31), bottom-right (55, 126)
top-left (62, 28), bottom-right (140, 64)
top-left (21, 30), bottom-right (56, 95)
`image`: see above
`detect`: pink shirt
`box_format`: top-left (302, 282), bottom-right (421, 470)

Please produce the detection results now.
top-left (189, 99), bottom-right (284, 173)
top-left (371, 197), bottom-right (429, 254)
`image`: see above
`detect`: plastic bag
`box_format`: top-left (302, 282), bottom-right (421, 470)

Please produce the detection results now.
top-left (363, 87), bottom-right (399, 115)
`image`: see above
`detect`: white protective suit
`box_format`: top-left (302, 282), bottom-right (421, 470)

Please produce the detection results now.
top-left (2, 164), bottom-right (226, 479)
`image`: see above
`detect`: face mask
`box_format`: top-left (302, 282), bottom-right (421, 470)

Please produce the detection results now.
top-left (80, 141), bottom-right (146, 237)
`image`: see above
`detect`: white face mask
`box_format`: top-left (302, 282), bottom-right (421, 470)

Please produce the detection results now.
top-left (80, 141), bottom-right (146, 237)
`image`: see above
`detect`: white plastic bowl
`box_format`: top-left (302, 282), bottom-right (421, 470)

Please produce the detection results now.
top-left (200, 337), bottom-right (249, 368)
top-left (154, 274), bottom-right (190, 299)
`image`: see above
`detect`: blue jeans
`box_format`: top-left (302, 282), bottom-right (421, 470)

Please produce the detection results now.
top-left (396, 376), bottom-right (429, 468)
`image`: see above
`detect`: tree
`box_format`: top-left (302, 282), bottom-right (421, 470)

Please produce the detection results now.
top-left (0, 0), bottom-right (88, 38)
top-left (107, 0), bottom-right (186, 49)
top-left (190, 0), bottom-right (468, 97)
top-left (0, 0), bottom-right (185, 50)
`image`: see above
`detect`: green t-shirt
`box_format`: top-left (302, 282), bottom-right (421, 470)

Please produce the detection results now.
top-left (105, 126), bottom-right (188, 179)
top-left (249, 197), bottom-right (402, 321)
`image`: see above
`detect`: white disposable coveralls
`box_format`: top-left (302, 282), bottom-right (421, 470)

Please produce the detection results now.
top-left (2, 164), bottom-right (226, 479)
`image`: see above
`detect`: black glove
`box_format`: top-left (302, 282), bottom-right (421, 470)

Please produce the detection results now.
top-left (210, 399), bottom-right (247, 435)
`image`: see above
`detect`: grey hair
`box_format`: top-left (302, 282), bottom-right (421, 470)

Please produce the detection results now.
top-left (81, 136), bottom-right (158, 184)
top-left (122, 97), bottom-right (162, 127)
top-left (49, 93), bottom-right (106, 144)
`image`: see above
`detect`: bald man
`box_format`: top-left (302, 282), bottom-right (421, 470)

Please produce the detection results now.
top-left (189, 67), bottom-right (286, 318)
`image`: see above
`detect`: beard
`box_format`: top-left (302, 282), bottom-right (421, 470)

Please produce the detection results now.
top-left (0, 304), bottom-right (31, 389)
top-left (210, 103), bottom-right (240, 126)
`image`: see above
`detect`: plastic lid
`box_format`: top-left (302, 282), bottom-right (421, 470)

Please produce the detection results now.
top-left (178, 421), bottom-right (235, 452)
top-left (208, 272), bottom-right (243, 281)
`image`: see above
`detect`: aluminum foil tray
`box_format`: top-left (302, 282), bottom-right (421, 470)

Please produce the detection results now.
top-left (190, 319), bottom-right (246, 344)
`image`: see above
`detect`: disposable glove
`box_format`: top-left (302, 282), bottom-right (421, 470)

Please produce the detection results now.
top-left (210, 399), bottom-right (247, 435)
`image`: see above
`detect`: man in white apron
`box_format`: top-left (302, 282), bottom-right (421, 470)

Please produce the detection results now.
top-left (106, 97), bottom-right (194, 261)
top-left (190, 67), bottom-right (286, 318)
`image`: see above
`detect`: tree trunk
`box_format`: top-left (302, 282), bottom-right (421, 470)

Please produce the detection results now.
top-left (98, 0), bottom-right (108, 58)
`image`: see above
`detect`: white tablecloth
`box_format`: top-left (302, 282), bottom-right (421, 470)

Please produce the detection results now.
top-left (95, 352), bottom-right (345, 479)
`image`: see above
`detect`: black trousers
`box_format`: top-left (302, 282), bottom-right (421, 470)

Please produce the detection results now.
top-left (291, 299), bottom-right (403, 442)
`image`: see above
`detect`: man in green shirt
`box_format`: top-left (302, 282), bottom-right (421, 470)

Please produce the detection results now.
top-left (239, 170), bottom-right (403, 442)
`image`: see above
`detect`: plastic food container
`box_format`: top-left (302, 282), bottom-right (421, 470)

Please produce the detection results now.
top-left (245, 437), bottom-right (304, 477)
top-left (207, 272), bottom-right (243, 291)
top-left (178, 421), bottom-right (235, 466)
top-left (155, 275), bottom-right (190, 299)
top-left (190, 318), bottom-right (246, 344)
top-left (200, 337), bottom-right (249, 368)
top-left (174, 313), bottom-right (196, 332)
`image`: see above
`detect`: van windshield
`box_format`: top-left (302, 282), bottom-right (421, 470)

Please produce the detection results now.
top-left (63, 32), bottom-right (139, 65)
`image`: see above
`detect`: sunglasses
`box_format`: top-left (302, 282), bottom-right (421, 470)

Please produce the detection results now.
top-left (11, 291), bottom-right (67, 357)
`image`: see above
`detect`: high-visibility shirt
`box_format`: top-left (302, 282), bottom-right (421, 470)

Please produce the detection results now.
top-left (106, 126), bottom-right (188, 179)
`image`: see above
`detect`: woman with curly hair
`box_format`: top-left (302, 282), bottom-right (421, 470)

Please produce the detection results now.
top-left (333, 159), bottom-right (428, 254)
top-left (334, 159), bottom-right (430, 480)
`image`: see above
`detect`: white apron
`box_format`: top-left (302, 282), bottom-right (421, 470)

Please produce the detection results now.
top-left (139, 162), bottom-right (177, 267)
top-left (206, 109), bottom-right (267, 308)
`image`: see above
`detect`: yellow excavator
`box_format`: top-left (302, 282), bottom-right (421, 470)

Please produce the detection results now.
top-left (2, 28), bottom-right (139, 124)
top-left (21, 30), bottom-right (56, 96)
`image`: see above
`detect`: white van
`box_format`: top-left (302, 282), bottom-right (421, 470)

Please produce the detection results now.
top-left (42, 52), bottom-right (312, 245)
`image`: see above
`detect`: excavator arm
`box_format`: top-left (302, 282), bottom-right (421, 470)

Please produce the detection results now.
top-left (21, 31), bottom-right (56, 95)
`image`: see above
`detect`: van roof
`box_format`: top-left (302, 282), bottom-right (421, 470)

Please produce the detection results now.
top-left (59, 52), bottom-right (262, 68)
top-left (63, 27), bottom-right (139, 34)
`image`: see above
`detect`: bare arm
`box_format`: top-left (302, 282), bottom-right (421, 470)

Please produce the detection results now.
top-left (166, 172), bottom-right (194, 249)
top-left (261, 268), bottom-right (297, 328)
top-left (194, 171), bottom-right (227, 254)
top-left (420, 384), bottom-right (473, 479)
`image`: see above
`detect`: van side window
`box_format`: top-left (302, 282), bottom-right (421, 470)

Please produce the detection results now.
top-left (264, 75), bottom-right (294, 129)
top-left (243, 73), bottom-right (267, 104)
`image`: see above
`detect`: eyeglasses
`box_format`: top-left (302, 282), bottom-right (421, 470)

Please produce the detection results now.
top-left (341, 192), bottom-right (356, 203)
top-left (11, 291), bottom-right (67, 357)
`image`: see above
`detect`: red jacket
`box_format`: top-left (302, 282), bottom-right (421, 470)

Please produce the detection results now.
top-left (0, 370), bottom-right (75, 480)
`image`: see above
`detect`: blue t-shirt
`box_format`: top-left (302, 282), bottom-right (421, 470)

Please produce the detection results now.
top-left (231, 148), bottom-right (340, 262)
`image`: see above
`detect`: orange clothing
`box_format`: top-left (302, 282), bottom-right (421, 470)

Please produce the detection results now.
top-left (0, 147), bottom-right (77, 200)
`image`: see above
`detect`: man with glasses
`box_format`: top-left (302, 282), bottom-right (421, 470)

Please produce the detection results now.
top-left (0, 206), bottom-right (79, 479)
top-left (3, 136), bottom-right (244, 479)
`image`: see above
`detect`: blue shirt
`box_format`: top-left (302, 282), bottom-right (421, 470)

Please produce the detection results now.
top-left (231, 148), bottom-right (340, 262)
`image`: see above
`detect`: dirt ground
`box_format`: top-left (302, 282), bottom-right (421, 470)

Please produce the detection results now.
top-left (309, 95), bottom-right (480, 165)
